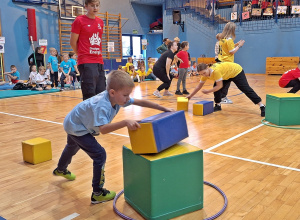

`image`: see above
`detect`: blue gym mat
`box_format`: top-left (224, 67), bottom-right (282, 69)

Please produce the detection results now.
top-left (0, 89), bottom-right (60, 99)
top-left (0, 84), bottom-right (15, 90)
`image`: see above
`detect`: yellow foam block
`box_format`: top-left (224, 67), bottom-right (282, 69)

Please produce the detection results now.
top-left (177, 97), bottom-right (189, 111)
top-left (193, 103), bottom-right (204, 115)
top-left (268, 93), bottom-right (300, 98)
top-left (22, 137), bottom-right (52, 164)
top-left (128, 123), bottom-right (158, 154)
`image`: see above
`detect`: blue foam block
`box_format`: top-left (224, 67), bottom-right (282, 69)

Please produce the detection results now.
top-left (140, 111), bottom-right (189, 153)
top-left (195, 100), bottom-right (214, 115)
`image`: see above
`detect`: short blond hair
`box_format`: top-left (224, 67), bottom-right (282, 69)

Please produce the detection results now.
top-left (39, 66), bottom-right (46, 71)
top-left (106, 70), bottom-right (135, 91)
top-left (174, 37), bottom-right (180, 42)
top-left (49, 47), bottom-right (56, 53)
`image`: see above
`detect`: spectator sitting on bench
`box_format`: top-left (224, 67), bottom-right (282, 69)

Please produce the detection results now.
top-left (0, 65), bottom-right (22, 85)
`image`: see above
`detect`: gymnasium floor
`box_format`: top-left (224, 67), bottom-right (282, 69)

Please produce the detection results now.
top-left (0, 74), bottom-right (300, 220)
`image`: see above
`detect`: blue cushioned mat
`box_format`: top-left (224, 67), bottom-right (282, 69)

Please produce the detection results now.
top-left (0, 89), bottom-right (60, 99)
top-left (0, 84), bottom-right (15, 90)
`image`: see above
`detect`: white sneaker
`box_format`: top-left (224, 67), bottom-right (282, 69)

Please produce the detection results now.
top-left (163, 91), bottom-right (173, 96)
top-left (153, 91), bottom-right (162, 98)
top-left (220, 97), bottom-right (233, 104)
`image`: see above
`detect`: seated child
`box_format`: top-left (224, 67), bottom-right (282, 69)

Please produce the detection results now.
top-left (53, 70), bottom-right (172, 204)
top-left (60, 53), bottom-right (76, 90)
top-left (45, 63), bottom-right (51, 81)
top-left (279, 62), bottom-right (300, 93)
top-left (188, 62), bottom-right (198, 76)
top-left (28, 65), bottom-right (38, 85)
top-left (0, 65), bottom-right (21, 85)
top-left (118, 65), bottom-right (123, 71)
top-left (145, 63), bottom-right (157, 81)
top-left (136, 65), bottom-right (146, 82)
top-left (35, 66), bottom-right (51, 90)
top-left (69, 52), bottom-right (80, 83)
top-left (128, 65), bottom-right (140, 83)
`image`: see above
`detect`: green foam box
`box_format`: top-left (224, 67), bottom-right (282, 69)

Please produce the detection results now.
top-left (123, 142), bottom-right (203, 220)
top-left (265, 93), bottom-right (300, 126)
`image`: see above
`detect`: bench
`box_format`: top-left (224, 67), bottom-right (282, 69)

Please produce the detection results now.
top-left (197, 57), bottom-right (216, 65)
top-left (266, 57), bottom-right (299, 75)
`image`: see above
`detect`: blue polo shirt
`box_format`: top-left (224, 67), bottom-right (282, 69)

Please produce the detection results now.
top-left (64, 90), bottom-right (134, 136)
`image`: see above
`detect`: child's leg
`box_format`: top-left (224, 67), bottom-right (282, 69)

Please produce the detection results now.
top-left (177, 68), bottom-right (185, 91)
top-left (54, 71), bottom-right (59, 87)
top-left (74, 133), bottom-right (106, 192)
top-left (50, 73), bottom-right (55, 88)
top-left (60, 74), bottom-right (66, 88)
top-left (232, 70), bottom-right (262, 104)
top-left (285, 79), bottom-right (300, 93)
top-left (221, 82), bottom-right (231, 98)
top-left (182, 68), bottom-right (188, 91)
top-left (57, 134), bottom-right (81, 172)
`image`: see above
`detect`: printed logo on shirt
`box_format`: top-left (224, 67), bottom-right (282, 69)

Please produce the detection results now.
top-left (98, 24), bottom-right (101, 29)
top-left (89, 32), bottom-right (101, 46)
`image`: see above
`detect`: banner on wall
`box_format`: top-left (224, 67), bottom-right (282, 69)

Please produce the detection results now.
top-left (39, 39), bottom-right (47, 46)
top-left (277, 6), bottom-right (287, 14)
top-left (108, 42), bottom-right (114, 52)
top-left (231, 12), bottom-right (237, 20)
top-left (252, 9), bottom-right (262, 16)
top-left (242, 11), bottom-right (250, 20)
top-left (292, 6), bottom-right (300, 14)
top-left (0, 37), bottom-right (5, 44)
top-left (0, 44), bottom-right (4, 53)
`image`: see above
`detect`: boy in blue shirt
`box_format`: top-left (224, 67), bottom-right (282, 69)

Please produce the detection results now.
top-left (1, 65), bottom-right (20, 85)
top-left (53, 70), bottom-right (173, 204)
top-left (69, 52), bottom-right (80, 81)
top-left (59, 53), bottom-right (77, 90)
top-left (48, 47), bottom-right (59, 89)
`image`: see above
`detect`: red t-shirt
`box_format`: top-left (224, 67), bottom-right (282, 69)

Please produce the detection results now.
top-left (71, 15), bottom-right (104, 65)
top-left (279, 68), bottom-right (300, 88)
top-left (176, 51), bottom-right (189, 68)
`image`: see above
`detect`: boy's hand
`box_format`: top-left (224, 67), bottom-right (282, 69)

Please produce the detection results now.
top-left (125, 120), bottom-right (141, 131)
top-left (186, 95), bottom-right (192, 100)
top-left (164, 107), bottom-right (174, 112)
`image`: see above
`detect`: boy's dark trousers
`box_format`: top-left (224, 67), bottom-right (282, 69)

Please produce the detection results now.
top-left (78, 63), bottom-right (106, 100)
top-left (50, 71), bottom-right (58, 88)
top-left (57, 133), bottom-right (106, 193)
top-left (285, 79), bottom-right (300, 93)
top-left (153, 66), bottom-right (174, 91)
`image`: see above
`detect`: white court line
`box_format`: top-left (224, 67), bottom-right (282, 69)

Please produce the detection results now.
top-left (1, 111), bottom-right (298, 172)
top-left (0, 111), bottom-right (129, 137)
top-left (204, 124), bottom-right (264, 152)
top-left (207, 151), bottom-right (300, 172)
top-left (60, 213), bottom-right (80, 220)
top-left (0, 111), bottom-right (63, 125)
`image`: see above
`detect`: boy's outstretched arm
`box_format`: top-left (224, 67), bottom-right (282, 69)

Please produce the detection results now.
top-left (133, 99), bottom-right (173, 112)
top-left (99, 120), bottom-right (140, 135)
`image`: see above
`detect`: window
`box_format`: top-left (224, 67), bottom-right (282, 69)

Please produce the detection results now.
top-left (122, 35), bottom-right (142, 58)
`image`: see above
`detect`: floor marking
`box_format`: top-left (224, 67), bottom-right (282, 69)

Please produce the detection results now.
top-left (0, 112), bottom-right (63, 125)
top-left (60, 213), bottom-right (80, 220)
top-left (206, 151), bottom-right (300, 172)
top-left (204, 124), bottom-right (264, 152)
top-left (15, 189), bottom-right (57, 205)
top-left (1, 111), bottom-right (298, 172)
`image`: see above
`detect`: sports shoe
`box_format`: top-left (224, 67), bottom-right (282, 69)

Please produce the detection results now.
top-left (163, 91), bottom-right (173, 96)
top-left (153, 90), bottom-right (162, 98)
top-left (53, 168), bottom-right (76, 181)
top-left (60, 88), bottom-right (64, 91)
top-left (260, 106), bottom-right (265, 117)
top-left (220, 97), bottom-right (233, 104)
top-left (182, 90), bottom-right (190, 95)
top-left (91, 188), bottom-right (116, 204)
top-left (175, 90), bottom-right (183, 95)
top-left (214, 104), bottom-right (222, 112)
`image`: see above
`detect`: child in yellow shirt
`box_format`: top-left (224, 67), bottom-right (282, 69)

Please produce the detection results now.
top-left (187, 62), bottom-right (265, 117)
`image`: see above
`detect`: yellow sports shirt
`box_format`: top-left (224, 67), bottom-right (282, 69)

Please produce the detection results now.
top-left (200, 62), bottom-right (242, 82)
top-left (146, 68), bottom-right (152, 76)
top-left (218, 38), bottom-right (235, 62)
top-left (136, 69), bottom-right (146, 76)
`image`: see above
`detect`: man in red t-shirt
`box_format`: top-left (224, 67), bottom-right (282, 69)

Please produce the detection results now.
top-left (70, 0), bottom-right (105, 100)
top-left (279, 63), bottom-right (300, 93)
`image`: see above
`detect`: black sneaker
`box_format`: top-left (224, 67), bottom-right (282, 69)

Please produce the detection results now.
top-left (260, 106), bottom-right (265, 117)
top-left (182, 90), bottom-right (190, 95)
top-left (175, 90), bottom-right (183, 95)
top-left (214, 104), bottom-right (222, 112)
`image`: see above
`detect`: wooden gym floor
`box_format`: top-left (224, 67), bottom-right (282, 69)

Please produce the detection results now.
top-left (0, 74), bottom-right (300, 220)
